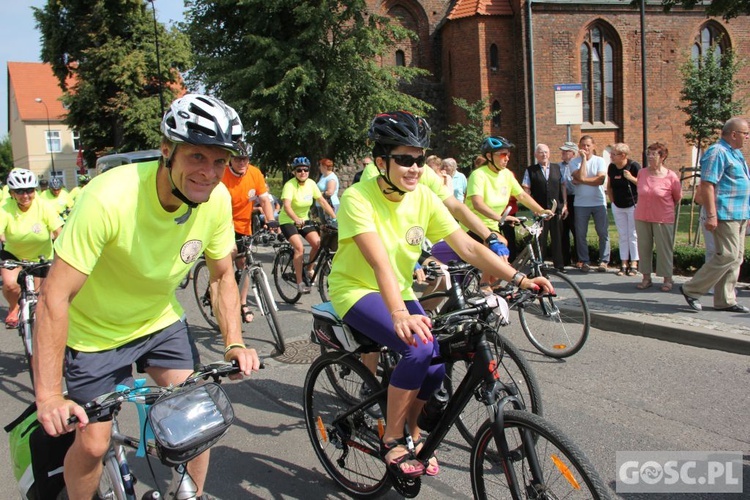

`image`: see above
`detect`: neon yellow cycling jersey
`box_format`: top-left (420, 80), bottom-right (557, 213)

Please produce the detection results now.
top-left (40, 189), bottom-right (74, 216)
top-left (361, 161), bottom-right (451, 201)
top-left (279, 178), bottom-right (322, 224)
top-left (55, 161), bottom-right (234, 352)
top-left (0, 197), bottom-right (62, 260)
top-left (464, 165), bottom-right (523, 231)
top-left (328, 177), bottom-right (458, 317)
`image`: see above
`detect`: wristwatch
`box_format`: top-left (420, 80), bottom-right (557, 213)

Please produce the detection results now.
top-left (512, 271), bottom-right (526, 286)
top-left (484, 233), bottom-right (499, 245)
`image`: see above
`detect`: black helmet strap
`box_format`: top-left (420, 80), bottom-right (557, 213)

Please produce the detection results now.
top-left (378, 156), bottom-right (407, 197)
top-left (164, 147), bottom-right (198, 224)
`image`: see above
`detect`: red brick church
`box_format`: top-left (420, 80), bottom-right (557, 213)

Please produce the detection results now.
top-left (367, 0), bottom-right (750, 173)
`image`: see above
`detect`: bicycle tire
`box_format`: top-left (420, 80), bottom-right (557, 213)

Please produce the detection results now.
top-left (192, 260), bottom-right (218, 330)
top-left (471, 410), bottom-right (610, 499)
top-left (317, 257), bottom-right (333, 303)
top-left (19, 303), bottom-right (35, 385)
top-left (304, 352), bottom-right (390, 498)
top-left (273, 246), bottom-right (301, 304)
top-left (517, 269), bottom-right (590, 358)
top-left (252, 268), bottom-right (286, 354)
top-left (445, 331), bottom-right (543, 446)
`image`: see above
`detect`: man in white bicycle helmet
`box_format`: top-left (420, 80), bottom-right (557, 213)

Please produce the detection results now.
top-left (34, 94), bottom-right (261, 500)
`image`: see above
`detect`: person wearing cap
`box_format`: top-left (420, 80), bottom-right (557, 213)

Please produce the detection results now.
top-left (570, 135), bottom-right (610, 272)
top-left (32, 94), bottom-right (261, 500)
top-left (559, 142), bottom-right (578, 265)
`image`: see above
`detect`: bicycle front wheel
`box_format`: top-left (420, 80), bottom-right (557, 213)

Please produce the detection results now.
top-left (471, 410), bottom-right (610, 499)
top-left (273, 247), bottom-right (301, 304)
top-left (518, 269), bottom-right (590, 358)
top-left (304, 353), bottom-right (389, 497)
top-left (317, 257), bottom-right (333, 303)
top-left (445, 332), bottom-right (543, 446)
top-left (251, 269), bottom-right (286, 354)
top-left (192, 260), bottom-right (218, 330)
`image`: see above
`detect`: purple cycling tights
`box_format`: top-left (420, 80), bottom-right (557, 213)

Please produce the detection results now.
top-left (343, 292), bottom-right (445, 400)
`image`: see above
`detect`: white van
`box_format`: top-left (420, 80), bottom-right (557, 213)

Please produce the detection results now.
top-left (95, 149), bottom-right (161, 175)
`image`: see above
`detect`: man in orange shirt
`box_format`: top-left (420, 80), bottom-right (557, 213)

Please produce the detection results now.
top-left (221, 142), bottom-right (277, 322)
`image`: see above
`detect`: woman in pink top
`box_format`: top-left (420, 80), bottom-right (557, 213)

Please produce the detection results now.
top-left (634, 142), bottom-right (682, 291)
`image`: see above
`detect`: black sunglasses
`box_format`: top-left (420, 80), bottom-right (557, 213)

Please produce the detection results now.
top-left (386, 154), bottom-right (426, 167)
top-left (295, 168), bottom-right (310, 173)
top-left (12, 188), bottom-right (35, 195)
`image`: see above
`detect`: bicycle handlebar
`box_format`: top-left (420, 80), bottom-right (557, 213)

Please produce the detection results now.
top-left (498, 199), bottom-right (557, 230)
top-left (67, 360), bottom-right (260, 424)
top-left (0, 257), bottom-right (52, 271)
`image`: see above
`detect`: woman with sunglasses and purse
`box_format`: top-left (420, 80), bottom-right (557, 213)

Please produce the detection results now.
top-left (0, 169), bottom-right (63, 327)
top-left (279, 157), bottom-right (337, 294)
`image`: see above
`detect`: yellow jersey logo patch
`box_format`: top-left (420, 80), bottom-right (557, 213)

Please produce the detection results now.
top-left (180, 240), bottom-right (203, 264)
top-left (405, 226), bottom-right (425, 246)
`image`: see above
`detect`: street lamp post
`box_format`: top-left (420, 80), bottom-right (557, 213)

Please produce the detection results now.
top-left (34, 97), bottom-right (56, 176)
top-left (147, 0), bottom-right (165, 116)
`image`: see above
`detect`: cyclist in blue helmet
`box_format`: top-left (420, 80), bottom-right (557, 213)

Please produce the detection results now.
top-left (279, 156), bottom-right (337, 293)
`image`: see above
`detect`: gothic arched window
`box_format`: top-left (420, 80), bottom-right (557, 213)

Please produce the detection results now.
top-left (396, 50), bottom-right (406, 67)
top-left (692, 22), bottom-right (729, 64)
top-left (580, 23), bottom-right (620, 125)
top-left (492, 100), bottom-right (501, 128)
top-left (490, 44), bottom-right (499, 72)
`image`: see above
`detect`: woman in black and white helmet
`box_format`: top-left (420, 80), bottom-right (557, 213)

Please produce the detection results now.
top-left (0, 168), bottom-right (63, 328)
top-left (326, 111), bottom-right (553, 479)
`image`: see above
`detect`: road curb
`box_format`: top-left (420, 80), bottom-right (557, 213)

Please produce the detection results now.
top-left (589, 310), bottom-right (750, 356)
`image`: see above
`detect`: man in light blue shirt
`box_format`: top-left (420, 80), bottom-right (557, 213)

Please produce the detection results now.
top-left (442, 157), bottom-right (467, 202)
top-left (570, 135), bottom-right (609, 272)
top-left (682, 117), bottom-right (750, 313)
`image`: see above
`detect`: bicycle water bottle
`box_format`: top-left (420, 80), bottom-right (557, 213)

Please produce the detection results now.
top-left (417, 386), bottom-right (449, 432)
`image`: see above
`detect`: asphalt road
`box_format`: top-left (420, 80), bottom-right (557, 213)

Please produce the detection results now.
top-left (0, 246), bottom-right (747, 498)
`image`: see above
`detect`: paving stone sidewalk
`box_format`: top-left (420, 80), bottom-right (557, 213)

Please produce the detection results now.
top-left (563, 266), bottom-right (750, 355)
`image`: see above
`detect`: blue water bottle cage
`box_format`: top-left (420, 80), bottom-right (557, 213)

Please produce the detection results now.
top-left (116, 378), bottom-right (154, 458)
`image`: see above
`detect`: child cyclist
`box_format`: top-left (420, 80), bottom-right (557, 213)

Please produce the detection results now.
top-left (327, 111), bottom-right (553, 479)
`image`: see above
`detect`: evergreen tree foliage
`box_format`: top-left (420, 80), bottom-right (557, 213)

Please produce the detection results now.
top-left (444, 98), bottom-right (498, 172)
top-left (33, 0), bottom-right (192, 165)
top-left (183, 0), bottom-right (430, 173)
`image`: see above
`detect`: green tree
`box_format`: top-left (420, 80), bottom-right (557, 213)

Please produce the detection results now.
top-left (33, 0), bottom-right (192, 166)
top-left (678, 46), bottom-right (744, 153)
top-left (0, 135), bottom-right (13, 181)
top-left (678, 44), bottom-right (744, 245)
top-left (183, 0), bottom-right (430, 174)
top-left (444, 98), bottom-right (498, 172)
top-left (660, 0), bottom-right (750, 20)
